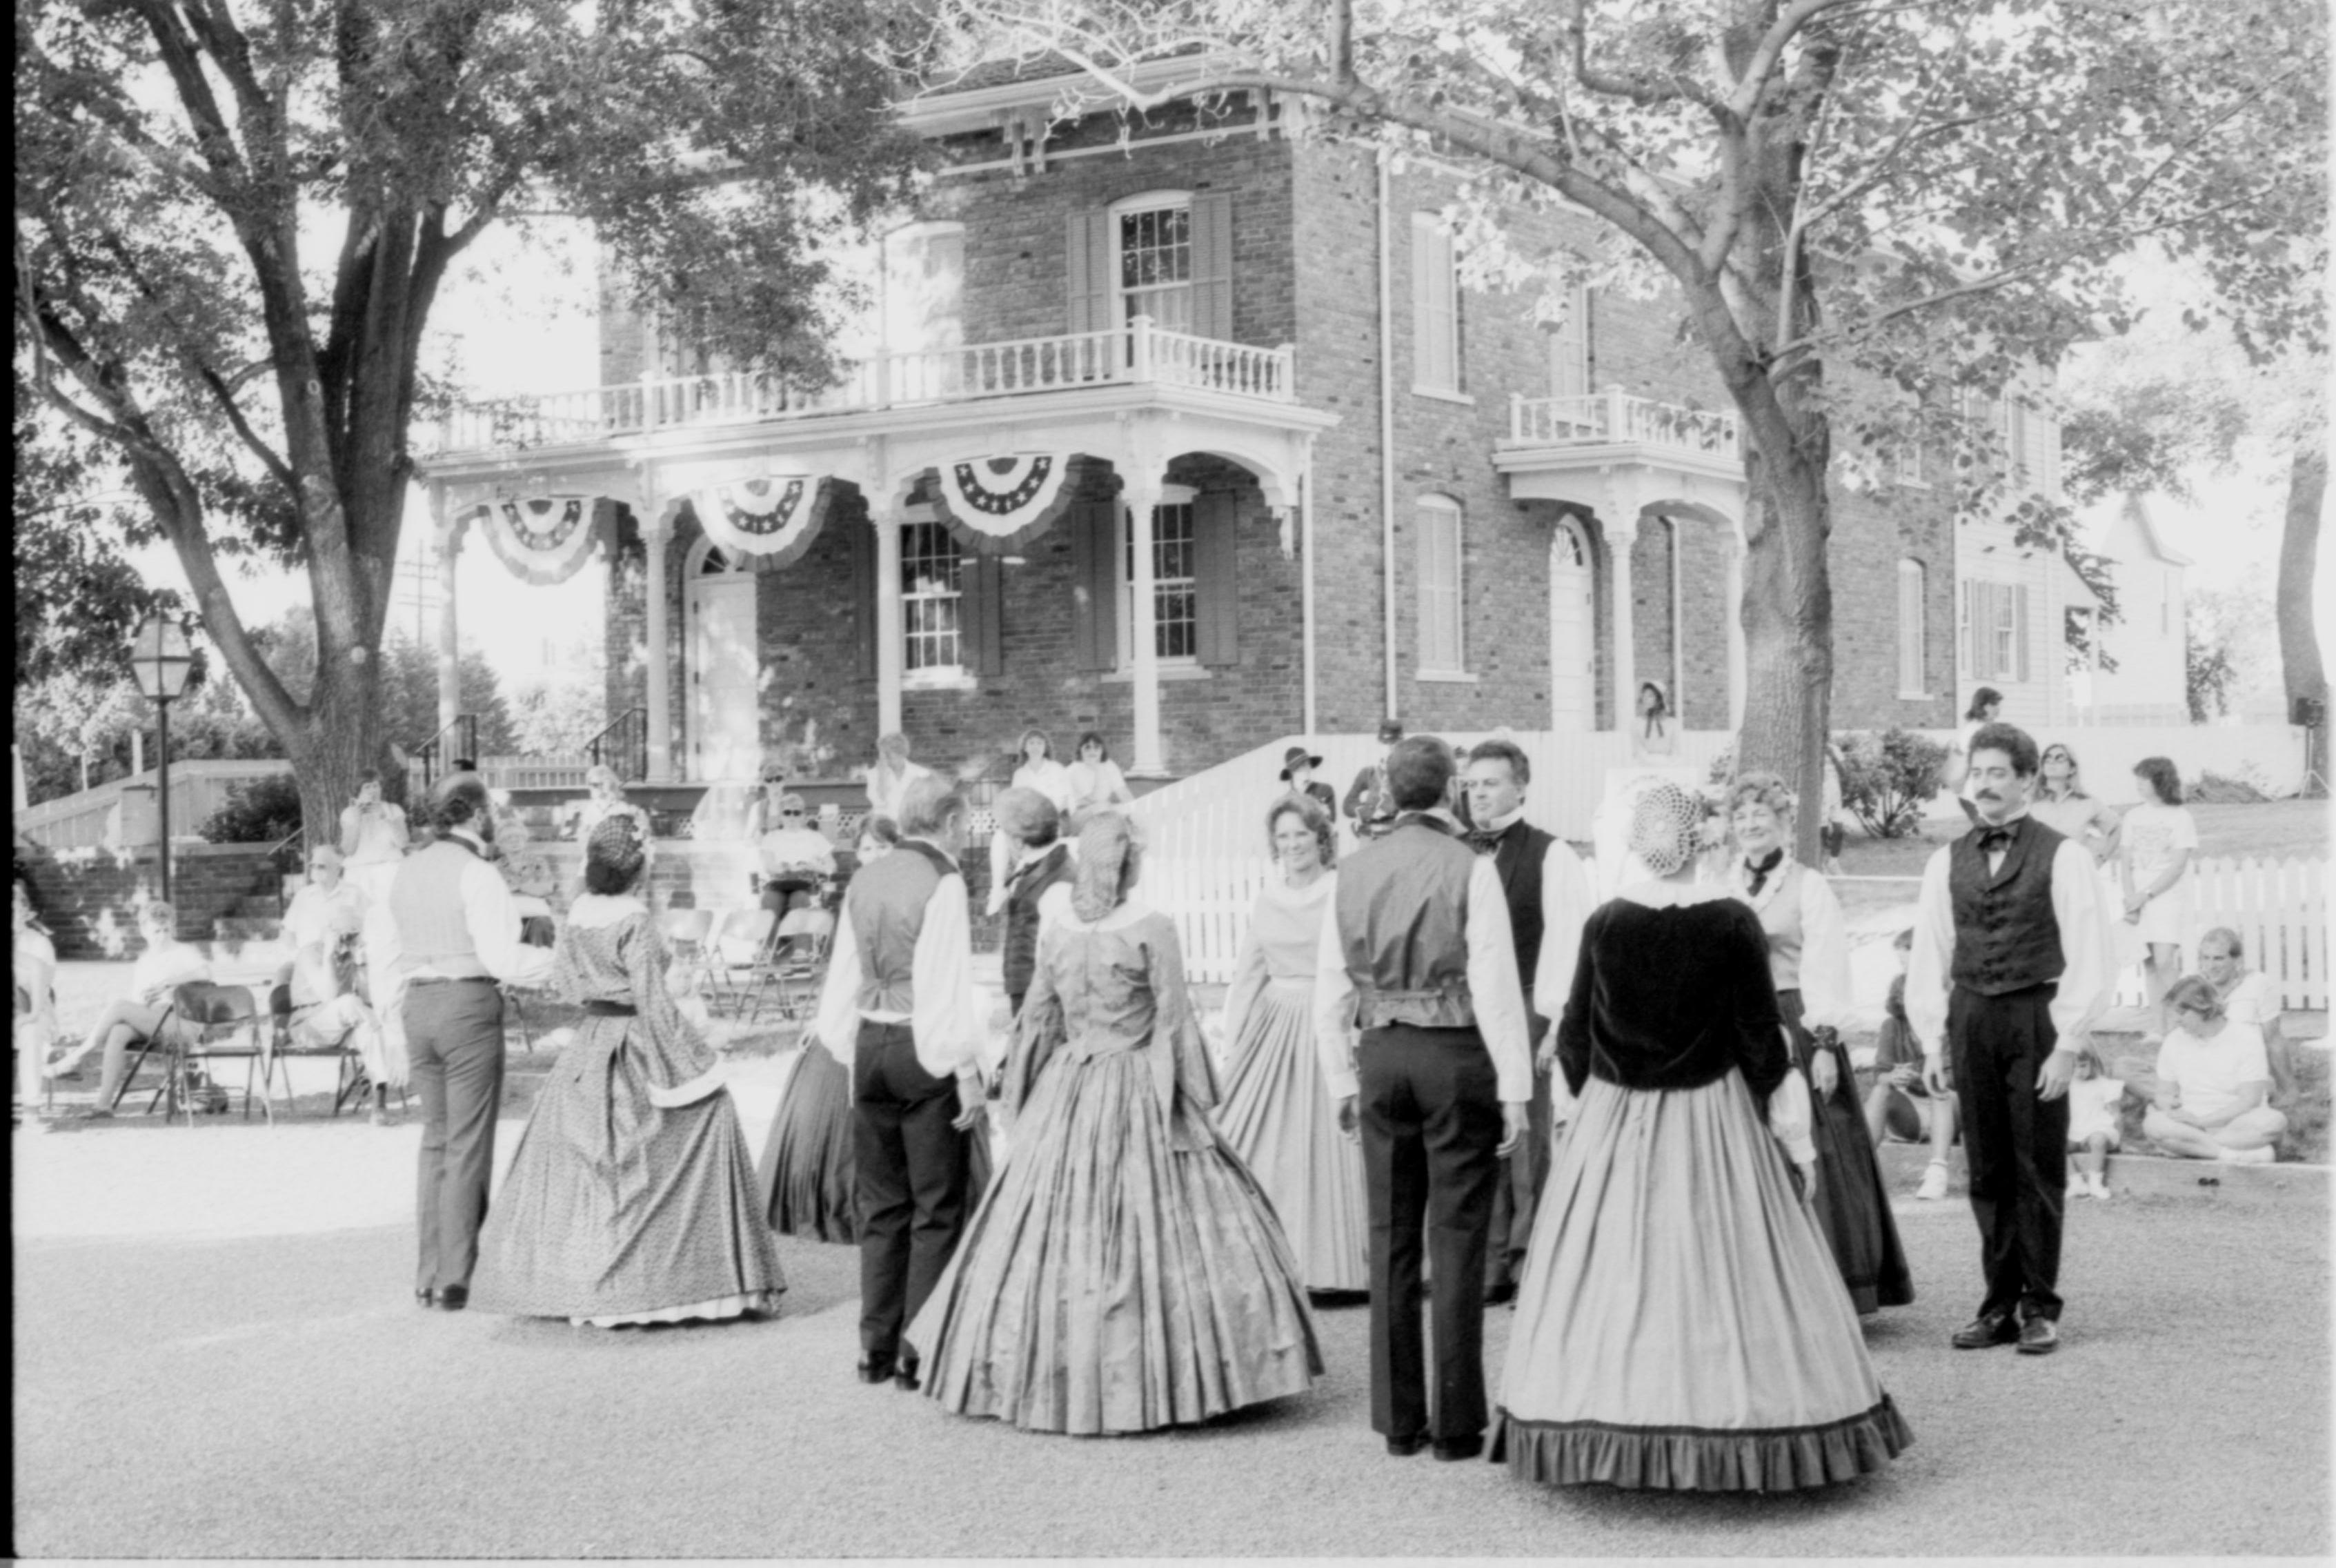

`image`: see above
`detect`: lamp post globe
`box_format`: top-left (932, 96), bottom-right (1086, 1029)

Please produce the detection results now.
top-left (128, 615), bottom-right (194, 902)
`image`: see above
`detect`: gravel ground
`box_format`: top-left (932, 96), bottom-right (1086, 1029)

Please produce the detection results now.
top-left (12, 1096), bottom-right (2328, 1560)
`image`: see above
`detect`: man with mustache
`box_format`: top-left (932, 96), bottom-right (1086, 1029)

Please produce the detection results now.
top-left (1904, 723), bottom-right (2113, 1356)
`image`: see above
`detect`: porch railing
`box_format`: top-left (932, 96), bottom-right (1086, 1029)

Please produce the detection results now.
top-left (585, 707), bottom-right (650, 786)
top-left (1507, 386), bottom-right (1742, 462)
top-left (426, 317), bottom-right (1299, 456)
top-left (404, 714), bottom-right (477, 801)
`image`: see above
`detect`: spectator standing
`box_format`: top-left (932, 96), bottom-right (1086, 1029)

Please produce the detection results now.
top-left (2119, 756), bottom-right (2198, 1042)
top-left (1632, 681), bottom-right (1676, 757)
top-left (375, 774), bottom-right (555, 1311)
top-left (993, 788), bottom-right (1074, 1019)
top-left (339, 770), bottom-right (410, 907)
top-left (1064, 731), bottom-right (1135, 822)
top-left (48, 901), bottom-right (212, 1119)
top-left (2063, 1045), bottom-right (2124, 1200)
top-left (2141, 976), bottom-right (2284, 1164)
top-left (1278, 746), bottom-right (1338, 817)
top-left (988, 730), bottom-right (1073, 914)
top-left (2031, 744), bottom-right (2123, 864)
top-left (1341, 720), bottom-right (1405, 844)
top-left (2197, 927), bottom-right (2295, 1103)
top-left (1941, 688), bottom-right (2006, 818)
top-left (864, 732), bottom-right (936, 824)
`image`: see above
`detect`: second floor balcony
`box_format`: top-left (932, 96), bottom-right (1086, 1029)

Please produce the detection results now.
top-left (1494, 385), bottom-right (1746, 523)
top-left (423, 316), bottom-right (1296, 460)
top-left (1501, 387), bottom-right (1743, 466)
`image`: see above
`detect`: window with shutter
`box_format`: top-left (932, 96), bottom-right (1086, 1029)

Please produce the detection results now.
top-left (2012, 584), bottom-right (2031, 683)
top-left (1111, 192), bottom-right (1195, 333)
top-left (1191, 492), bottom-right (1240, 666)
top-left (1065, 210), bottom-right (1112, 337)
top-left (1416, 496), bottom-right (1465, 674)
top-left (900, 523), bottom-right (964, 674)
top-left (1068, 500), bottom-right (1118, 671)
top-left (1411, 214), bottom-right (1461, 395)
top-left (1550, 281), bottom-right (1590, 399)
top-left (1960, 579), bottom-right (1977, 677)
top-left (1117, 502), bottom-right (1200, 666)
top-left (1897, 559), bottom-right (1927, 696)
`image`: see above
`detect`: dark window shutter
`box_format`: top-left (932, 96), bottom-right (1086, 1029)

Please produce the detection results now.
top-left (851, 522), bottom-right (878, 679)
top-left (1190, 191), bottom-right (1234, 341)
top-left (1069, 500), bottom-right (1119, 671)
top-left (2014, 584), bottom-right (2031, 684)
top-left (1194, 491), bottom-right (1240, 666)
top-left (1067, 211), bottom-right (1112, 335)
top-left (964, 553), bottom-right (1004, 676)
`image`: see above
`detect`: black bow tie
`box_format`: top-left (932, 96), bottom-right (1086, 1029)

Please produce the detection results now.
top-left (1975, 822), bottom-right (2018, 855)
top-left (1467, 824), bottom-right (1508, 854)
top-left (1744, 848), bottom-right (1785, 897)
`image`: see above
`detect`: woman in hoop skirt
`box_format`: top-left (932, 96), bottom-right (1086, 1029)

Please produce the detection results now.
top-left (471, 818), bottom-right (784, 1327)
top-left (1494, 782), bottom-right (1910, 1491)
top-left (906, 811), bottom-right (1323, 1435)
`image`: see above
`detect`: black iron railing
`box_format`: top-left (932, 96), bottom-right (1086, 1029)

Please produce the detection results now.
top-left (406, 714), bottom-right (479, 800)
top-left (585, 706), bottom-right (649, 784)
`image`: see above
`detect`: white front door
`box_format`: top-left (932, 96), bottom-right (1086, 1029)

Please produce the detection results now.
top-left (1549, 522), bottom-right (1594, 731)
top-left (689, 566), bottom-right (760, 783)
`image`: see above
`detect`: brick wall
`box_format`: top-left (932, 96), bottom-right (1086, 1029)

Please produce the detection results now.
top-left (21, 844), bottom-right (279, 960)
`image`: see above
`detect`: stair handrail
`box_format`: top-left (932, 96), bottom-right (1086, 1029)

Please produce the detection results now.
top-left (584, 706), bottom-right (650, 784)
top-left (405, 713), bottom-right (479, 795)
top-left (267, 822), bottom-right (306, 913)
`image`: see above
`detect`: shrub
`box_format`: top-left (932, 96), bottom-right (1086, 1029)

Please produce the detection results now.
top-left (1837, 728), bottom-right (1949, 839)
top-left (199, 772), bottom-right (305, 846)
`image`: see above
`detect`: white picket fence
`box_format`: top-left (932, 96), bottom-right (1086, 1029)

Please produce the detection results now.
top-left (2109, 855), bottom-right (2328, 1012)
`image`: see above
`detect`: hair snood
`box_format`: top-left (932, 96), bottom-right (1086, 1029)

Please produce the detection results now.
top-left (1071, 811), bottom-right (1142, 924)
top-left (1627, 781), bottom-right (1704, 879)
top-left (430, 774), bottom-right (491, 835)
top-left (585, 813), bottom-right (649, 895)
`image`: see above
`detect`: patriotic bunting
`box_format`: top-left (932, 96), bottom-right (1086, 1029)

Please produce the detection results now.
top-left (691, 475), bottom-right (833, 568)
top-left (477, 495), bottom-right (604, 586)
top-left (928, 451), bottom-right (1078, 554)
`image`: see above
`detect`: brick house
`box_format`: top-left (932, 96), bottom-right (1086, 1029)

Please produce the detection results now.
top-left (415, 59), bottom-right (2064, 802)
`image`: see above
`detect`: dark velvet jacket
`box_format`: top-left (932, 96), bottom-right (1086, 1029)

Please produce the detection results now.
top-left (1554, 896), bottom-right (1789, 1105)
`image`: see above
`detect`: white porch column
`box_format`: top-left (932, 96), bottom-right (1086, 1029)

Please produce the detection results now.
top-left (1124, 470), bottom-right (1166, 775)
top-left (1725, 529), bottom-right (1748, 730)
top-left (1607, 513), bottom-right (1638, 733)
top-left (433, 498), bottom-right (463, 734)
top-left (642, 510), bottom-right (676, 783)
top-left (875, 514), bottom-right (904, 737)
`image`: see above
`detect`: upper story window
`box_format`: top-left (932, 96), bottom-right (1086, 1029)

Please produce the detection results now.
top-left (1118, 495), bottom-right (1200, 664)
top-left (1113, 192), bottom-right (1194, 333)
top-left (1960, 578), bottom-right (2031, 684)
top-left (1412, 213), bottom-right (1463, 396)
top-left (1897, 559), bottom-right (1928, 696)
top-left (882, 221), bottom-right (966, 358)
top-left (1549, 281), bottom-right (1590, 399)
top-left (1415, 495), bottom-right (1465, 675)
top-left (901, 522), bottom-right (964, 674)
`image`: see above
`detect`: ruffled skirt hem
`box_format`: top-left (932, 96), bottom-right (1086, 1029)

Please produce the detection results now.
top-left (1490, 1396), bottom-right (1913, 1492)
top-left (569, 1288), bottom-right (782, 1329)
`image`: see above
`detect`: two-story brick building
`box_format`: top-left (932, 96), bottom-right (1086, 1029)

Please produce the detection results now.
top-left (415, 59), bottom-right (2075, 800)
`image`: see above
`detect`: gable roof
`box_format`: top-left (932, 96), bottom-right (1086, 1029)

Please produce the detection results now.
top-left (2108, 493), bottom-right (2194, 567)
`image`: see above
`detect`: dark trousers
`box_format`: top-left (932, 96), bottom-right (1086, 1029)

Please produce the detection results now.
top-left (1485, 1057), bottom-right (1553, 1296)
top-left (852, 1020), bottom-right (971, 1364)
top-left (1357, 1024), bottom-right (1504, 1444)
top-left (1950, 984), bottom-right (2070, 1322)
top-left (405, 979), bottom-right (507, 1293)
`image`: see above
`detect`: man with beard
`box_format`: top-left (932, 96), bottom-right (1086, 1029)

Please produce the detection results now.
top-left (374, 773), bottom-right (555, 1312)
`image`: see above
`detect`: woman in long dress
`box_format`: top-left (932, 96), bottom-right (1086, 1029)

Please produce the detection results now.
top-left (907, 811), bottom-right (1323, 1435)
top-left (1216, 795), bottom-right (1368, 1295)
top-left (1495, 782), bottom-right (1911, 1492)
top-left (1723, 773), bottom-right (1912, 1316)
top-left (2120, 755), bottom-right (2199, 1041)
top-left (472, 818), bottom-right (784, 1327)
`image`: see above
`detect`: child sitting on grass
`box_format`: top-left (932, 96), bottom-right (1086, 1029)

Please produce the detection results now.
top-left (2064, 1043), bottom-right (2123, 1200)
top-left (1863, 925), bottom-right (1961, 1201)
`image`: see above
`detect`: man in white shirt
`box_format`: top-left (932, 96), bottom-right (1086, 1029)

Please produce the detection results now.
top-left (1907, 723), bottom-right (2112, 1357)
top-left (863, 731), bottom-right (936, 825)
top-left (1315, 737), bottom-right (1530, 1462)
top-left (52, 900), bottom-right (213, 1118)
top-left (375, 774), bottom-right (556, 1311)
top-left (2197, 927), bottom-right (2293, 1102)
top-left (813, 775), bottom-right (985, 1390)
top-left (755, 793), bottom-right (839, 916)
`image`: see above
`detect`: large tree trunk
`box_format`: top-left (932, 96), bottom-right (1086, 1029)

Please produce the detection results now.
top-left (2278, 437), bottom-right (2328, 797)
top-left (1735, 435), bottom-right (1835, 862)
top-left (283, 646), bottom-right (390, 853)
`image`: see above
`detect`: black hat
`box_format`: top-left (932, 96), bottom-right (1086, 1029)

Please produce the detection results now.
top-left (1376, 719), bottom-right (1405, 744)
top-left (1278, 745), bottom-right (1324, 781)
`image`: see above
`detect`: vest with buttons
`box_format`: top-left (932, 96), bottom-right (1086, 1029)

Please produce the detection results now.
top-left (849, 840), bottom-right (954, 1014)
top-left (1487, 820), bottom-right (1555, 997)
top-left (1001, 842), bottom-right (1074, 1000)
top-left (1336, 816), bottom-right (1478, 1029)
top-left (388, 839), bottom-right (486, 975)
top-left (1948, 817), bottom-right (2068, 995)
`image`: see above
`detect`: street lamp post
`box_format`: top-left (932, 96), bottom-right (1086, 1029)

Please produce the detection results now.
top-left (128, 615), bottom-right (195, 904)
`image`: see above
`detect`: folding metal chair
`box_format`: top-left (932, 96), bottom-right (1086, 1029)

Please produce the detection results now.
top-left (704, 907), bottom-right (777, 1016)
top-left (660, 906), bottom-right (716, 994)
top-left (160, 981), bottom-right (272, 1126)
top-left (266, 982), bottom-right (408, 1120)
top-left (742, 907), bottom-right (835, 1024)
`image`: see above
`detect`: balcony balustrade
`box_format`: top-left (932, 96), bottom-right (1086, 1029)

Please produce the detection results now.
top-left (1504, 388), bottom-right (1742, 464)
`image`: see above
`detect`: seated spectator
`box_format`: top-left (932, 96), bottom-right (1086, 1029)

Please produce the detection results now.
top-left (15, 880), bottom-right (60, 1119)
top-left (1862, 926), bottom-right (1961, 1201)
top-left (2197, 926), bottom-right (2294, 1104)
top-left (280, 844), bottom-right (368, 974)
top-left (288, 900), bottom-right (402, 1126)
top-left (507, 856), bottom-right (558, 947)
top-left (2141, 976), bottom-right (2286, 1164)
top-left (47, 901), bottom-right (214, 1118)
top-left (756, 793), bottom-right (838, 916)
top-left (2063, 1044), bottom-right (2124, 1200)
top-left (864, 732), bottom-right (934, 822)
top-left (565, 764), bottom-right (651, 846)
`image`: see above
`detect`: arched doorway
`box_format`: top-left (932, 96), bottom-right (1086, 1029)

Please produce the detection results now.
top-left (685, 538), bottom-right (761, 782)
top-left (1549, 519), bottom-right (1595, 731)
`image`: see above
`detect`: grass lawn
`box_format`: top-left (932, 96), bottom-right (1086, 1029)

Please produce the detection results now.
top-left (1840, 797), bottom-right (2330, 880)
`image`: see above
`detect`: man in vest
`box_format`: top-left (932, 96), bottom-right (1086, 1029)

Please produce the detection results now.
top-left (1314, 736), bottom-right (1531, 1461)
top-left (1906, 722), bottom-right (2112, 1357)
top-left (994, 786), bottom-right (1074, 1018)
top-left (1460, 739), bottom-right (1596, 1303)
top-left (374, 773), bottom-right (554, 1311)
top-left (811, 775), bottom-right (985, 1389)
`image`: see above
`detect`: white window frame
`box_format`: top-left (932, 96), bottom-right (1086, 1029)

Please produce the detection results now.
top-left (1411, 212), bottom-right (1467, 400)
top-left (1897, 559), bottom-right (1929, 697)
top-left (900, 520), bottom-right (967, 682)
top-left (1115, 484), bottom-right (1202, 670)
top-left (1108, 190), bottom-right (1195, 335)
top-left (879, 219), bottom-right (967, 359)
top-left (1549, 281), bottom-right (1590, 400)
top-left (1415, 494), bottom-right (1469, 680)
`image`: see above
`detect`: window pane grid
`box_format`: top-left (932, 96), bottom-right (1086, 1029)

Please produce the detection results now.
top-left (1123, 503), bottom-right (1199, 660)
top-left (901, 522), bottom-right (964, 672)
top-left (1120, 205), bottom-right (1193, 331)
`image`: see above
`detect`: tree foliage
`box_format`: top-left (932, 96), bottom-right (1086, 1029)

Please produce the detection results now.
top-left (933, 0), bottom-right (2326, 849)
top-left (15, 0), bottom-right (925, 835)
top-left (1837, 726), bottom-right (1949, 840)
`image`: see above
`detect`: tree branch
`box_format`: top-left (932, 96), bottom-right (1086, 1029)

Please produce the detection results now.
top-left (1725, 0), bottom-right (1865, 121)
